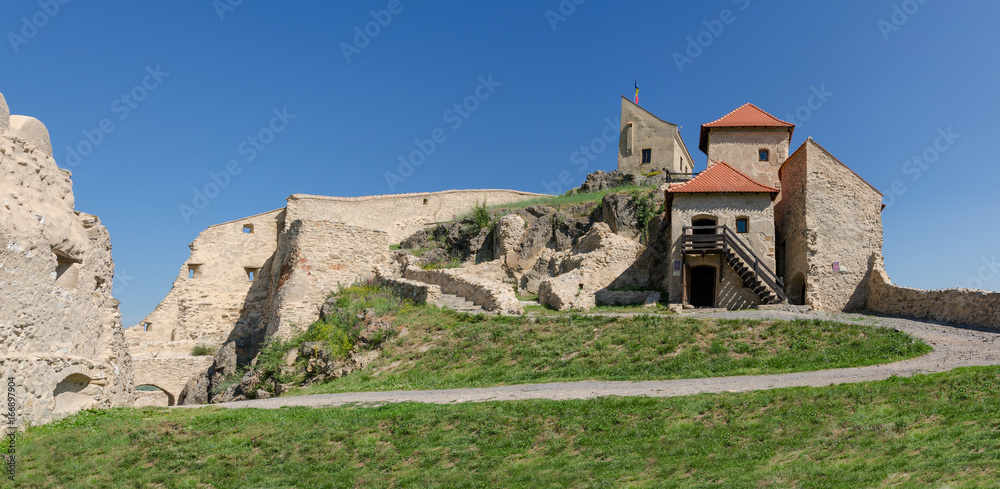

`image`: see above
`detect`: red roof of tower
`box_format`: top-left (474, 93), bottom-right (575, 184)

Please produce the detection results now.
top-left (699, 103), bottom-right (794, 153)
top-left (667, 161), bottom-right (779, 196)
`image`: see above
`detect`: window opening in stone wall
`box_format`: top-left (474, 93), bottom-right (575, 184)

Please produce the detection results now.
top-left (54, 252), bottom-right (80, 289)
top-left (759, 149), bottom-right (769, 161)
top-left (641, 148), bottom-right (652, 164)
top-left (243, 224), bottom-right (254, 234)
top-left (246, 267), bottom-right (259, 282)
top-left (736, 217), bottom-right (749, 233)
top-left (423, 198), bottom-right (429, 205)
top-left (143, 322), bottom-right (152, 332)
top-left (188, 264), bottom-right (201, 279)
top-left (624, 122), bottom-right (633, 155)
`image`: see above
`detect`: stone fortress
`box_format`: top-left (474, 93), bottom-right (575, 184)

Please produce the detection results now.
top-left (0, 93), bottom-right (134, 427)
top-left (4, 89), bottom-right (1000, 421)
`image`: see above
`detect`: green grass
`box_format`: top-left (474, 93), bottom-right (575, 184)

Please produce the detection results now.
top-left (189, 344), bottom-right (214, 356)
top-left (288, 307), bottom-right (929, 396)
top-left (8, 366), bottom-right (1000, 488)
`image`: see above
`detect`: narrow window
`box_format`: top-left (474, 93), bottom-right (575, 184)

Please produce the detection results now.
top-left (243, 224), bottom-right (254, 234)
top-left (641, 149), bottom-right (652, 164)
top-left (624, 122), bottom-right (634, 155)
top-left (758, 149), bottom-right (770, 162)
top-left (54, 252), bottom-right (80, 289)
top-left (143, 322), bottom-right (152, 332)
top-left (422, 198), bottom-right (429, 205)
top-left (245, 267), bottom-right (259, 282)
top-left (735, 217), bottom-right (749, 234)
top-left (188, 264), bottom-right (201, 279)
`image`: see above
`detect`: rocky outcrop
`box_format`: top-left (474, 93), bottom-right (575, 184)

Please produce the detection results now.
top-left (536, 223), bottom-right (647, 311)
top-left (0, 92), bottom-right (134, 426)
top-left (577, 168), bottom-right (672, 193)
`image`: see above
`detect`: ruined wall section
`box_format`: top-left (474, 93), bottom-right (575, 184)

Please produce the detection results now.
top-left (287, 189), bottom-right (547, 243)
top-left (264, 220), bottom-right (391, 338)
top-left (0, 93), bottom-right (133, 425)
top-left (867, 266), bottom-right (1000, 330)
top-left (706, 129), bottom-right (791, 189)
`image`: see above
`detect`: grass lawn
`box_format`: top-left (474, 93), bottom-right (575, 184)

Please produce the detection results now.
top-left (287, 307), bottom-right (930, 397)
top-left (7, 366), bottom-right (1000, 488)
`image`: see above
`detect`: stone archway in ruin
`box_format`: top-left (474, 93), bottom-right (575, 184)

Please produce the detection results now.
top-left (134, 384), bottom-right (176, 407)
top-left (53, 373), bottom-right (101, 417)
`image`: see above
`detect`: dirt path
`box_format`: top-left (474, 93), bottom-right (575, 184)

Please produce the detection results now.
top-left (199, 311), bottom-right (1000, 410)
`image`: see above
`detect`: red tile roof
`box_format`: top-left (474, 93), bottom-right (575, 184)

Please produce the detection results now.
top-left (667, 161), bottom-right (779, 195)
top-left (699, 103), bottom-right (794, 153)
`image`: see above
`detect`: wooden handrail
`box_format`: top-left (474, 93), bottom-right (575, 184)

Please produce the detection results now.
top-left (681, 225), bottom-right (786, 302)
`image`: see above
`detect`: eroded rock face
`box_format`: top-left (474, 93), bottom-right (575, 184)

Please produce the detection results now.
top-left (536, 223), bottom-right (647, 311)
top-left (0, 93), bottom-right (134, 426)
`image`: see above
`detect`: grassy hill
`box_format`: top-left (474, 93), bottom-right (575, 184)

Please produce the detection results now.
top-left (6, 366), bottom-right (1000, 488)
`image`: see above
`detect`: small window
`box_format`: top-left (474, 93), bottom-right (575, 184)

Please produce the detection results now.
top-left (142, 322), bottom-right (152, 332)
top-left (54, 252), bottom-right (80, 288)
top-left (641, 149), bottom-right (652, 164)
top-left (423, 198), bottom-right (429, 205)
top-left (735, 217), bottom-right (749, 234)
top-left (245, 267), bottom-right (259, 282)
top-left (188, 264), bottom-right (201, 279)
top-left (243, 224), bottom-right (254, 234)
top-left (758, 149), bottom-right (769, 162)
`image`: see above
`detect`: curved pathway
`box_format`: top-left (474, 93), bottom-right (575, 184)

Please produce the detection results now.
top-left (201, 310), bottom-right (1000, 410)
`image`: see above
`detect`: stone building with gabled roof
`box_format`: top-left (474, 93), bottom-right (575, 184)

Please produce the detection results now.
top-left (617, 97), bottom-right (696, 174)
top-left (631, 101), bottom-right (885, 311)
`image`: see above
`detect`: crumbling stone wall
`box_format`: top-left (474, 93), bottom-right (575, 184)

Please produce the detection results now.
top-left (777, 139), bottom-right (883, 312)
top-left (867, 266), bottom-right (1000, 329)
top-left (0, 92), bottom-right (133, 425)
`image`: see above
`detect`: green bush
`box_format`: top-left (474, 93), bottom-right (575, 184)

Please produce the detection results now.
top-left (191, 345), bottom-right (215, 356)
top-left (471, 200), bottom-right (491, 231)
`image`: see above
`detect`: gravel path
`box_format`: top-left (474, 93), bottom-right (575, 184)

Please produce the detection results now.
top-left (200, 311), bottom-right (1000, 411)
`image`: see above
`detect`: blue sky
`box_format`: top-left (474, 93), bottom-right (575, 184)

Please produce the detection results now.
top-left (2, 1), bottom-right (998, 327)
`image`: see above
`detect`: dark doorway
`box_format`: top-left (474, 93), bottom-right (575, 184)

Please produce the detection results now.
top-left (692, 218), bottom-right (716, 235)
top-left (689, 266), bottom-right (716, 307)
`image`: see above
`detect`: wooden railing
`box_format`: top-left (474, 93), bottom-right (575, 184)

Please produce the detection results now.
top-left (681, 225), bottom-right (786, 302)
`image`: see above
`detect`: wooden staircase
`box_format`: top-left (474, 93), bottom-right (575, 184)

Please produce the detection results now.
top-left (681, 225), bottom-right (786, 305)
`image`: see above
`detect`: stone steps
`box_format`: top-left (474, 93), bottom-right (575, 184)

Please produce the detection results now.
top-left (434, 292), bottom-right (488, 315)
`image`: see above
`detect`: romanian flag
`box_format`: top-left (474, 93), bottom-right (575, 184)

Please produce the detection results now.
top-left (634, 80), bottom-right (639, 105)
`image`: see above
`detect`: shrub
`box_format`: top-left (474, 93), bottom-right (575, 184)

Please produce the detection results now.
top-left (471, 200), bottom-right (492, 231)
top-left (191, 345), bottom-right (215, 356)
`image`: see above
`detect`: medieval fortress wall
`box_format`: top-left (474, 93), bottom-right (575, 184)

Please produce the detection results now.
top-left (125, 188), bottom-right (546, 403)
top-left (0, 93), bottom-right (134, 426)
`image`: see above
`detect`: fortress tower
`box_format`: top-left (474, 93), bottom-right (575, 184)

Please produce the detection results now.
top-left (699, 103), bottom-right (794, 188)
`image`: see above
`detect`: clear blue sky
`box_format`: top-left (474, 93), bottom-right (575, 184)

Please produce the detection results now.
top-left (3, 1), bottom-right (998, 327)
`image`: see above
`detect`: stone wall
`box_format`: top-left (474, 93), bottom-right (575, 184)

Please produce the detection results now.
top-left (867, 266), bottom-right (1000, 330)
top-left (264, 220), bottom-right (392, 338)
top-left (132, 357), bottom-right (213, 406)
top-left (667, 193), bottom-right (777, 305)
top-left (777, 138), bottom-right (883, 312)
top-left (706, 128), bottom-right (791, 188)
top-left (0, 92), bottom-right (134, 425)
top-left (287, 189), bottom-right (547, 243)
top-left (403, 265), bottom-right (523, 315)
top-left (775, 144), bottom-right (809, 305)
top-left (618, 97), bottom-right (693, 173)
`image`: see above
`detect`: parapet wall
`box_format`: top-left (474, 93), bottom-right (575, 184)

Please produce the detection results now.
top-left (288, 189), bottom-right (547, 242)
top-left (867, 266), bottom-right (1000, 330)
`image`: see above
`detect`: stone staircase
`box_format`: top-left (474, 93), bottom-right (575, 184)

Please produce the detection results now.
top-left (434, 291), bottom-right (488, 315)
